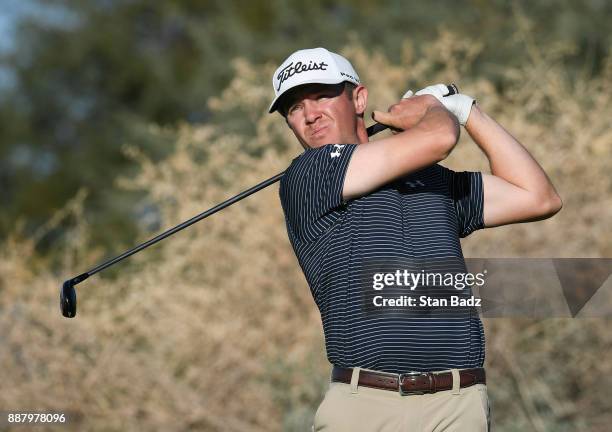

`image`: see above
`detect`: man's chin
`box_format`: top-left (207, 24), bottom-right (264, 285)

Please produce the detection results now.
top-left (306, 136), bottom-right (340, 148)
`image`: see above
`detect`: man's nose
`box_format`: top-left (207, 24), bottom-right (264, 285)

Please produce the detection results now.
top-left (303, 99), bottom-right (322, 124)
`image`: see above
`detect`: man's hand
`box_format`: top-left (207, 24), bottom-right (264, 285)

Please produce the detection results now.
top-left (415, 84), bottom-right (475, 126)
top-left (371, 94), bottom-right (441, 132)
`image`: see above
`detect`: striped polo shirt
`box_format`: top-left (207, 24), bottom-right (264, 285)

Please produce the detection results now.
top-left (279, 143), bottom-right (485, 374)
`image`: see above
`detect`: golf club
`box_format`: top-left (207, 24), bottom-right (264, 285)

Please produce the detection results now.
top-left (60, 84), bottom-right (459, 318)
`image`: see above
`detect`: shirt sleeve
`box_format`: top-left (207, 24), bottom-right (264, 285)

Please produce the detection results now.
top-left (279, 144), bottom-right (357, 243)
top-left (439, 166), bottom-right (485, 238)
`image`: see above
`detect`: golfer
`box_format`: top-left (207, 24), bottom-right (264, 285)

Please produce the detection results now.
top-left (270, 47), bottom-right (562, 431)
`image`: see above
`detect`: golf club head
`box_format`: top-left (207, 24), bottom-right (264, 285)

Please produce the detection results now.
top-left (61, 279), bottom-right (77, 318)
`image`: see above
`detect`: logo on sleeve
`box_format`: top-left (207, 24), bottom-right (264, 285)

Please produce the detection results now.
top-left (330, 144), bottom-right (345, 158)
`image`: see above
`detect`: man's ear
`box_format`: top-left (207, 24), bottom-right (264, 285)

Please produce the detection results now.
top-left (353, 85), bottom-right (368, 116)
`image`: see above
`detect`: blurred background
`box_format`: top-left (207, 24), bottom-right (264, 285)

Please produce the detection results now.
top-left (0, 0), bottom-right (610, 430)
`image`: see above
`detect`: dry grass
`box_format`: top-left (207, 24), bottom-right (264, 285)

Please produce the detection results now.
top-left (1, 24), bottom-right (610, 431)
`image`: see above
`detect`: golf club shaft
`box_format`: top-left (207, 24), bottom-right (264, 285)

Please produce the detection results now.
top-left (92, 171), bottom-right (285, 277)
top-left (366, 122), bottom-right (388, 136)
top-left (66, 122), bottom-right (386, 287)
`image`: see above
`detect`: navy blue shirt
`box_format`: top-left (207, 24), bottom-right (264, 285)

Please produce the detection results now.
top-left (279, 143), bottom-right (485, 374)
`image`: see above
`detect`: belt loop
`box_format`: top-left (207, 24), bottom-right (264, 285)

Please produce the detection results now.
top-left (451, 369), bottom-right (461, 395)
top-left (350, 367), bottom-right (361, 394)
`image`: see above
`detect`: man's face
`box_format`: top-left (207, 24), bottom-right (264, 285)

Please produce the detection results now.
top-left (282, 83), bottom-right (363, 149)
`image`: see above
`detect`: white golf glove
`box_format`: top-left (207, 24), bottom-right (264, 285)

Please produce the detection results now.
top-left (411, 84), bottom-right (475, 126)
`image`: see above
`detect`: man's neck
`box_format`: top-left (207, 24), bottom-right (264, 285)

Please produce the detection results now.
top-left (356, 118), bottom-right (369, 143)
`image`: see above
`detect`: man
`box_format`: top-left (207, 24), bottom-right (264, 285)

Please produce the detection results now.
top-left (270, 47), bottom-right (562, 431)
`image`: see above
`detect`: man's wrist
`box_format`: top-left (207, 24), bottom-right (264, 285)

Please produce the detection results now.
top-left (464, 103), bottom-right (482, 132)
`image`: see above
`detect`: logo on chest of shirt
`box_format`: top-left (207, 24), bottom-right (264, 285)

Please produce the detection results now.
top-left (330, 144), bottom-right (345, 158)
top-left (405, 180), bottom-right (425, 188)
top-left (395, 178), bottom-right (427, 193)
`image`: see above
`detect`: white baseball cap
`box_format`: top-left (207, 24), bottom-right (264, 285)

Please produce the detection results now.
top-left (268, 47), bottom-right (360, 114)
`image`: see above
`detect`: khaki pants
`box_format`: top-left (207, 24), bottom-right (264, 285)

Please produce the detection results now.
top-left (312, 367), bottom-right (491, 432)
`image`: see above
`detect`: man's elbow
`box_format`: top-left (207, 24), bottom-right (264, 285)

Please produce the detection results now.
top-left (547, 193), bottom-right (563, 216)
top-left (536, 192), bottom-right (563, 218)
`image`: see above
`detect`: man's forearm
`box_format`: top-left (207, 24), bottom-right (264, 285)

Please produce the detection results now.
top-left (343, 98), bottom-right (459, 200)
top-left (465, 105), bottom-right (560, 200)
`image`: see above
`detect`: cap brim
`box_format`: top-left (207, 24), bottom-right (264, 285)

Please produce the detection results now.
top-left (268, 77), bottom-right (353, 114)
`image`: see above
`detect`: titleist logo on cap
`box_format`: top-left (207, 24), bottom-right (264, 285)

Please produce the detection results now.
top-left (276, 60), bottom-right (329, 91)
top-left (268, 48), bottom-right (360, 113)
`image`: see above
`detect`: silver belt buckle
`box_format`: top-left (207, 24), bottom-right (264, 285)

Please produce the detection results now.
top-left (398, 371), bottom-right (431, 396)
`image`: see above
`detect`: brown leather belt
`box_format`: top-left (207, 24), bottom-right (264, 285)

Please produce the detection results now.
top-left (331, 366), bottom-right (486, 395)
